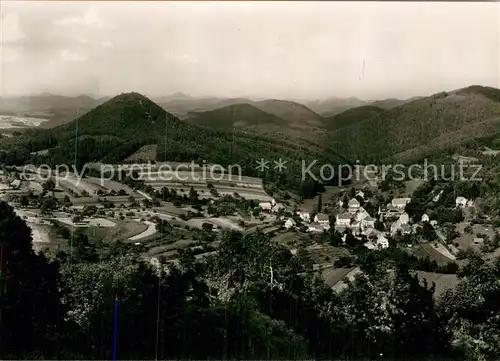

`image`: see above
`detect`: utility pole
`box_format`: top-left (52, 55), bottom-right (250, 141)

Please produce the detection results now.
top-left (155, 273), bottom-right (161, 361)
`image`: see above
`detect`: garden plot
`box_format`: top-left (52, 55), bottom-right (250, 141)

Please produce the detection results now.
top-left (85, 177), bottom-right (136, 194)
top-left (321, 267), bottom-right (355, 288)
top-left (55, 175), bottom-right (102, 196)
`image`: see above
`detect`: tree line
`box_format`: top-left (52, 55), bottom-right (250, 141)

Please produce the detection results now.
top-left (1, 201), bottom-right (499, 360)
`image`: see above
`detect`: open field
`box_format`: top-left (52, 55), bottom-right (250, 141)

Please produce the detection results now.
top-left (321, 267), bottom-right (356, 287)
top-left (55, 174), bottom-right (106, 195)
top-left (0, 114), bottom-right (50, 129)
top-left (411, 243), bottom-right (454, 265)
top-left (307, 244), bottom-right (350, 264)
top-left (413, 271), bottom-right (459, 298)
top-left (85, 177), bottom-right (136, 194)
top-left (145, 239), bottom-right (196, 257)
top-left (79, 219), bottom-right (149, 242)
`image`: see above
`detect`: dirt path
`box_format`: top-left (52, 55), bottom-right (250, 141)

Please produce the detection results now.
top-left (129, 221), bottom-right (157, 241)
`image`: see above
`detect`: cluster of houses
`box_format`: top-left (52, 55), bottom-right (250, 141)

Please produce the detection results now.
top-left (258, 199), bottom-right (284, 213)
top-left (265, 188), bottom-right (476, 252)
top-left (283, 211), bottom-right (331, 233)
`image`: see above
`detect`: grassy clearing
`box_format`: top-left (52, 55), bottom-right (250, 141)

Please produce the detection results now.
top-left (82, 219), bottom-right (149, 242)
top-left (411, 243), bottom-right (454, 266)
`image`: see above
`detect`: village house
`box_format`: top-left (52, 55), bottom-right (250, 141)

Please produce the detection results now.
top-left (473, 237), bottom-right (484, 246)
top-left (307, 224), bottom-right (328, 233)
top-left (363, 228), bottom-right (378, 239)
top-left (355, 190), bottom-right (365, 199)
top-left (314, 213), bottom-right (330, 225)
top-left (354, 207), bottom-right (370, 222)
top-left (379, 204), bottom-right (401, 220)
top-left (364, 241), bottom-right (377, 250)
top-left (10, 179), bottom-right (21, 190)
top-left (351, 221), bottom-right (361, 234)
top-left (377, 234), bottom-right (389, 249)
top-left (391, 198), bottom-right (411, 210)
top-left (271, 203), bottom-right (284, 213)
top-left (390, 214), bottom-right (411, 236)
top-left (401, 224), bottom-right (412, 235)
top-left (284, 218), bottom-right (296, 230)
top-left (399, 212), bottom-right (410, 225)
top-left (421, 213), bottom-right (430, 222)
top-left (432, 190), bottom-right (443, 202)
top-left (296, 211), bottom-right (311, 223)
top-left (335, 213), bottom-right (351, 228)
top-left (456, 197), bottom-right (467, 208)
top-left (348, 198), bottom-right (361, 213)
top-left (259, 202), bottom-right (273, 211)
top-left (361, 216), bottom-right (376, 229)
top-left (430, 220), bottom-right (438, 227)
top-left (391, 221), bottom-right (402, 235)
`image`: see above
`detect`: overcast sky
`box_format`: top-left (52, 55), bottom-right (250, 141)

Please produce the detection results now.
top-left (1, 1), bottom-right (499, 100)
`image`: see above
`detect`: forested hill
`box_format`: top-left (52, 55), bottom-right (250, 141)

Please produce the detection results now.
top-left (0, 92), bottom-right (350, 194)
top-left (325, 86), bottom-right (500, 163)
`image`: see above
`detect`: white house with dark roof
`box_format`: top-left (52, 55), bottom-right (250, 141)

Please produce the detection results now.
top-left (348, 198), bottom-right (361, 213)
top-left (421, 213), bottom-right (430, 222)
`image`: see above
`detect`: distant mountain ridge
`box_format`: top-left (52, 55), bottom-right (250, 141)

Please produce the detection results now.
top-left (2, 92), bottom-right (344, 192)
top-left (326, 85), bottom-right (500, 163)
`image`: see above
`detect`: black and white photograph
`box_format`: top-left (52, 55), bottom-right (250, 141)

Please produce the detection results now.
top-left (1, 1), bottom-right (500, 360)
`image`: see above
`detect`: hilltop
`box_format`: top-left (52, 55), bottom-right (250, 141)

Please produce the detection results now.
top-left (305, 97), bottom-right (368, 117)
top-left (187, 100), bottom-right (324, 138)
top-left (154, 96), bottom-right (255, 119)
top-left (324, 105), bottom-right (385, 131)
top-left (2, 92), bottom-right (346, 193)
top-left (187, 103), bottom-right (285, 131)
top-left (252, 99), bottom-right (322, 124)
top-left (326, 85), bottom-right (500, 163)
